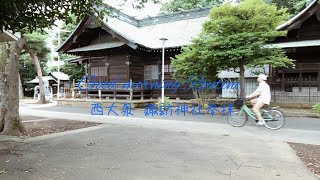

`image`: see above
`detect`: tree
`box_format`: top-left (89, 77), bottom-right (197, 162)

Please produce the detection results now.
top-left (264, 0), bottom-right (309, 15)
top-left (0, 44), bottom-right (10, 133)
top-left (172, 0), bottom-right (294, 99)
top-left (24, 32), bottom-right (50, 104)
top-left (161, 0), bottom-right (310, 15)
top-left (0, 0), bottom-right (158, 135)
top-left (171, 43), bottom-right (218, 107)
top-left (161, 0), bottom-right (223, 12)
top-left (19, 54), bottom-right (39, 96)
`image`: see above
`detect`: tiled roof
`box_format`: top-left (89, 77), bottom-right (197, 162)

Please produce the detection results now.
top-left (51, 72), bottom-right (70, 81)
top-left (218, 65), bottom-right (269, 79)
top-left (27, 76), bottom-right (56, 83)
top-left (58, 7), bottom-right (211, 52)
top-left (0, 31), bottom-right (18, 42)
top-left (104, 15), bottom-right (208, 49)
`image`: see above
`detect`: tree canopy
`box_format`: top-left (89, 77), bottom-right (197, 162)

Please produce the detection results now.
top-left (172, 0), bottom-right (294, 98)
top-left (161, 0), bottom-right (310, 16)
top-left (265, 0), bottom-right (309, 15)
top-left (0, 0), bottom-right (106, 33)
top-left (19, 32), bottom-right (50, 86)
top-left (160, 0), bottom-right (224, 12)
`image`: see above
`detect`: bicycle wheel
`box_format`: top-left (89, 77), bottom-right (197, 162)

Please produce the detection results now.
top-left (227, 108), bottom-right (248, 127)
top-left (263, 109), bottom-right (285, 130)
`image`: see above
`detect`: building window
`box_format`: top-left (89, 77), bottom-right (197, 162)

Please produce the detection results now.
top-left (90, 66), bottom-right (108, 76)
top-left (144, 65), bottom-right (159, 80)
top-left (164, 64), bottom-right (175, 73)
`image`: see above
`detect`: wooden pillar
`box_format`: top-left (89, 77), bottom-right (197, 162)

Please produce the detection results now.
top-left (140, 89), bottom-right (144, 100)
top-left (281, 72), bottom-right (285, 91)
top-left (129, 79), bottom-right (133, 101)
top-left (299, 63), bottom-right (302, 92)
top-left (309, 75), bottom-right (311, 102)
top-left (130, 89), bottom-right (133, 101)
top-left (85, 59), bottom-right (90, 100)
top-left (72, 79), bottom-right (75, 99)
top-left (318, 64), bottom-right (320, 91)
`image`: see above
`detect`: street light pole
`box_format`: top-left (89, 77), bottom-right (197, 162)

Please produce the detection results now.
top-left (57, 26), bottom-right (61, 99)
top-left (160, 38), bottom-right (168, 104)
top-left (47, 24), bottom-right (70, 100)
top-left (58, 28), bottom-right (61, 72)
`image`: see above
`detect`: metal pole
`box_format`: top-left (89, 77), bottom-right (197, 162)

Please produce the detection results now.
top-left (161, 45), bottom-right (165, 104)
top-left (58, 29), bottom-right (60, 72)
top-left (160, 38), bottom-right (167, 104)
top-left (57, 27), bottom-right (61, 99)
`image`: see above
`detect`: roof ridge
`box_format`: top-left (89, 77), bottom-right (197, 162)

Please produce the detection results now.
top-left (106, 5), bottom-right (212, 27)
top-left (276, 0), bottom-right (319, 30)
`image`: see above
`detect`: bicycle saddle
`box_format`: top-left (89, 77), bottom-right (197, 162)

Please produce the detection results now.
top-left (269, 106), bottom-right (279, 110)
top-left (262, 105), bottom-right (279, 110)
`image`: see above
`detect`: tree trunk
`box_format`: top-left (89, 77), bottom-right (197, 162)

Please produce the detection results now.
top-left (18, 72), bottom-right (24, 99)
top-left (239, 61), bottom-right (246, 98)
top-left (0, 44), bottom-right (9, 132)
top-left (1, 38), bottom-right (26, 135)
top-left (29, 51), bottom-right (45, 104)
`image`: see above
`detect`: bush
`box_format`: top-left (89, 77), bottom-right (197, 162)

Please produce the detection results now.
top-left (156, 97), bottom-right (172, 108)
top-left (312, 103), bottom-right (320, 115)
top-left (203, 103), bottom-right (209, 109)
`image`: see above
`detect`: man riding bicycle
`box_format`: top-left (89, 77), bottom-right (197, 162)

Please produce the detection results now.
top-left (246, 74), bottom-right (271, 126)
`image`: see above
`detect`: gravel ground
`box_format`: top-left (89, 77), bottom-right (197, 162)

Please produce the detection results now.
top-left (21, 119), bottom-right (101, 137)
top-left (288, 142), bottom-right (320, 179)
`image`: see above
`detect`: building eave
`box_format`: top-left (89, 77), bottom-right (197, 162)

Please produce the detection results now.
top-left (276, 0), bottom-right (320, 31)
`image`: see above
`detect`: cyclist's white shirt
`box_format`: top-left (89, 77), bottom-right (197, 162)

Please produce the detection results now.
top-left (255, 81), bottom-right (271, 105)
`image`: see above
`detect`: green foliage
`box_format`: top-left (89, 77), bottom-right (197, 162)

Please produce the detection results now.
top-left (49, 61), bottom-right (85, 81)
top-left (60, 14), bottom-right (78, 43)
top-left (264, 0), bottom-right (309, 15)
top-left (312, 103), bottom-right (320, 115)
top-left (172, 0), bottom-right (294, 98)
top-left (19, 31), bottom-right (50, 87)
top-left (24, 32), bottom-right (50, 56)
top-left (50, 14), bottom-right (78, 47)
top-left (19, 53), bottom-right (48, 86)
top-left (0, 0), bottom-right (162, 33)
top-left (156, 97), bottom-right (172, 108)
top-left (171, 43), bottom-right (218, 83)
top-left (0, 0), bottom-right (108, 33)
top-left (198, 0), bottom-right (293, 68)
top-left (160, 0), bottom-right (224, 13)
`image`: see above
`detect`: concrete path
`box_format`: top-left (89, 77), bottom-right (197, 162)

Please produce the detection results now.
top-left (21, 103), bottom-right (320, 131)
top-left (0, 102), bottom-right (317, 179)
top-left (0, 124), bottom-right (317, 180)
top-left (20, 104), bottom-right (320, 145)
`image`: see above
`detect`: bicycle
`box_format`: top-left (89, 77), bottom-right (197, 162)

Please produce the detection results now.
top-left (227, 98), bottom-right (286, 130)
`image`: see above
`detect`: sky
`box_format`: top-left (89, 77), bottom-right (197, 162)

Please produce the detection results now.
top-left (47, 0), bottom-right (166, 68)
top-left (105, 0), bottom-right (168, 19)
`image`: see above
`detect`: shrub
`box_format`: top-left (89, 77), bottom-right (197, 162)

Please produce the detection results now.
top-left (312, 103), bottom-right (320, 115)
top-left (156, 97), bottom-right (172, 108)
top-left (203, 103), bottom-right (209, 109)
